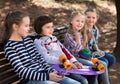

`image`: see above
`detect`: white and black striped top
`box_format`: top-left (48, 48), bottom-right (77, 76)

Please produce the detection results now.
top-left (4, 37), bottom-right (54, 81)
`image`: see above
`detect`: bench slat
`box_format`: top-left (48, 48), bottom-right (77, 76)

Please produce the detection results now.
top-left (0, 63), bottom-right (12, 72)
top-left (0, 74), bottom-right (19, 84)
top-left (0, 57), bottom-right (9, 66)
top-left (0, 69), bottom-right (16, 80)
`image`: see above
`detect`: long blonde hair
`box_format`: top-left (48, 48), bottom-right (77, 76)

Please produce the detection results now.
top-left (68, 10), bottom-right (88, 48)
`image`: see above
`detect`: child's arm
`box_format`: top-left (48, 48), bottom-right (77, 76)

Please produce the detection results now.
top-left (58, 41), bottom-right (77, 63)
top-left (4, 46), bottom-right (53, 81)
top-left (93, 44), bottom-right (100, 51)
top-left (58, 41), bottom-right (83, 69)
top-left (64, 33), bottom-right (82, 54)
top-left (34, 39), bottom-right (60, 64)
top-left (73, 31), bottom-right (82, 45)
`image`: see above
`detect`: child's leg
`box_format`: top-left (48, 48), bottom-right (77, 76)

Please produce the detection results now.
top-left (76, 57), bottom-right (99, 84)
top-left (93, 54), bottom-right (109, 67)
top-left (98, 57), bottom-right (109, 67)
top-left (76, 57), bottom-right (94, 66)
top-left (67, 73), bottom-right (88, 84)
top-left (70, 57), bottom-right (98, 84)
top-left (59, 76), bottom-right (81, 84)
top-left (26, 80), bottom-right (59, 84)
top-left (99, 61), bottom-right (110, 84)
top-left (104, 52), bottom-right (116, 68)
top-left (87, 75), bottom-right (98, 84)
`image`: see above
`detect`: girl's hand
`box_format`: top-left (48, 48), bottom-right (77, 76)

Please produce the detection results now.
top-left (99, 51), bottom-right (105, 57)
top-left (87, 32), bottom-right (93, 40)
top-left (97, 50), bottom-right (104, 57)
top-left (49, 71), bottom-right (63, 82)
top-left (72, 63), bottom-right (78, 69)
top-left (73, 31), bottom-right (82, 45)
top-left (97, 48), bottom-right (101, 52)
top-left (73, 31), bottom-right (80, 38)
top-left (73, 61), bottom-right (83, 69)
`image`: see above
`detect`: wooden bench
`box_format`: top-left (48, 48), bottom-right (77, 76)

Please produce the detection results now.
top-left (0, 25), bottom-right (68, 84)
top-left (0, 43), bottom-right (20, 84)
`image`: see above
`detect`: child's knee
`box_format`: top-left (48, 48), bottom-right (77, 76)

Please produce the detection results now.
top-left (100, 61), bottom-right (107, 67)
top-left (81, 78), bottom-right (88, 84)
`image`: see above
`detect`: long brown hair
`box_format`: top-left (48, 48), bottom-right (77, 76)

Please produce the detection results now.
top-left (3, 10), bottom-right (28, 43)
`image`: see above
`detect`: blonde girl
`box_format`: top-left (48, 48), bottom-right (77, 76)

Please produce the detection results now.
top-left (64, 10), bottom-right (98, 84)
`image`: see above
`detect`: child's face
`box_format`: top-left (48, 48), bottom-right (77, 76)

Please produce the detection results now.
top-left (86, 11), bottom-right (98, 27)
top-left (71, 15), bottom-right (85, 31)
top-left (15, 16), bottom-right (30, 37)
top-left (41, 22), bottom-right (54, 37)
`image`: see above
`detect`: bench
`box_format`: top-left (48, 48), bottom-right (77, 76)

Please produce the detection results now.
top-left (0, 25), bottom-right (68, 84)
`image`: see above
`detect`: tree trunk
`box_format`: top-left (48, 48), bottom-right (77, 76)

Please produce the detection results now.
top-left (114, 0), bottom-right (120, 62)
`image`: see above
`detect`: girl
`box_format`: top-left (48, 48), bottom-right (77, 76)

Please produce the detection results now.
top-left (85, 7), bottom-right (116, 84)
top-left (85, 7), bottom-right (116, 68)
top-left (33, 15), bottom-right (88, 84)
top-left (64, 10), bottom-right (99, 84)
top-left (64, 10), bottom-right (110, 84)
top-left (4, 10), bottom-right (81, 84)
top-left (64, 10), bottom-right (91, 65)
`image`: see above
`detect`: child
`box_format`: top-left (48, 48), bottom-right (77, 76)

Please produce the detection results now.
top-left (64, 10), bottom-right (92, 65)
top-left (33, 15), bottom-right (88, 84)
top-left (64, 10), bottom-right (99, 84)
top-left (4, 10), bottom-right (81, 84)
top-left (85, 7), bottom-right (116, 84)
top-left (64, 10), bottom-right (110, 84)
top-left (85, 7), bottom-right (116, 68)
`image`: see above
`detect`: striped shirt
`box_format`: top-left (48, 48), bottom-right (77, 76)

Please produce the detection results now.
top-left (4, 37), bottom-right (54, 81)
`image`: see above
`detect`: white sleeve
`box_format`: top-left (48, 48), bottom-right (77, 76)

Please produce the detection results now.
top-left (34, 39), bottom-right (60, 64)
top-left (58, 40), bottom-right (77, 63)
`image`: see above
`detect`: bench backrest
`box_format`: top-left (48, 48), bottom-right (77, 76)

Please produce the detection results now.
top-left (0, 26), bottom-right (68, 84)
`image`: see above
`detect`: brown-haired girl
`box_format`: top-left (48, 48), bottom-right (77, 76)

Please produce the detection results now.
top-left (4, 10), bottom-right (81, 84)
top-left (85, 7), bottom-right (116, 84)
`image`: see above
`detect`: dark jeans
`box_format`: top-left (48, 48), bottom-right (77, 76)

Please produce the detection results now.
top-left (95, 52), bottom-right (116, 68)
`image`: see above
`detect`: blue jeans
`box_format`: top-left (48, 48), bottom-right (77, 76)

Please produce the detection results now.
top-left (101, 52), bottom-right (116, 68)
top-left (25, 76), bottom-right (81, 84)
top-left (67, 73), bottom-right (88, 84)
top-left (26, 81), bottom-right (59, 84)
top-left (76, 57), bottom-right (98, 84)
top-left (58, 76), bottom-right (81, 84)
top-left (99, 61), bottom-right (110, 84)
top-left (95, 52), bottom-right (116, 68)
top-left (76, 57), bottom-right (94, 66)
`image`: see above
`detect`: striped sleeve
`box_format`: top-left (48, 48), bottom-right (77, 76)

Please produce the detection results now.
top-left (4, 46), bottom-right (49, 81)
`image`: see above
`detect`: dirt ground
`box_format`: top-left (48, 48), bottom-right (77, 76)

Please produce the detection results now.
top-left (0, 0), bottom-right (119, 84)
